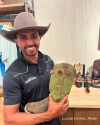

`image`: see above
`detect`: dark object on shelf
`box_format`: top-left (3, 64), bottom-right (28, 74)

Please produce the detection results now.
top-left (91, 59), bottom-right (100, 88)
top-left (86, 71), bottom-right (89, 76)
top-left (84, 71), bottom-right (91, 93)
top-left (84, 74), bottom-right (91, 88)
top-left (92, 59), bottom-right (100, 79)
top-left (85, 87), bottom-right (90, 94)
top-left (91, 82), bottom-right (100, 88)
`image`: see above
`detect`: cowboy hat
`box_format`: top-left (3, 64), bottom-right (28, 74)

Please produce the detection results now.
top-left (0, 12), bottom-right (51, 43)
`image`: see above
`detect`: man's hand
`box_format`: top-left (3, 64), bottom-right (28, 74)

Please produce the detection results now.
top-left (50, 70), bottom-right (53, 74)
top-left (47, 94), bottom-right (69, 119)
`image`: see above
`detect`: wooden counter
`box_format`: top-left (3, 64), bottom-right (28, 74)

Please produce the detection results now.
top-left (59, 85), bottom-right (100, 125)
top-left (68, 85), bottom-right (100, 108)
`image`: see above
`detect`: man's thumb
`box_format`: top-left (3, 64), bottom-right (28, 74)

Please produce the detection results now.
top-left (49, 94), bottom-right (53, 101)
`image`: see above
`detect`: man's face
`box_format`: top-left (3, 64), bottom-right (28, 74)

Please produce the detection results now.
top-left (14, 29), bottom-right (41, 59)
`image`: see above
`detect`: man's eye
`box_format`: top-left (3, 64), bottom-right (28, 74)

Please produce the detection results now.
top-left (32, 36), bottom-right (37, 38)
top-left (21, 37), bottom-right (26, 39)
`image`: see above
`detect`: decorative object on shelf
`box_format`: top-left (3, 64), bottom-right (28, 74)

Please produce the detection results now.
top-left (75, 63), bottom-right (84, 88)
top-left (0, 0), bottom-right (4, 5)
top-left (76, 74), bottom-right (83, 88)
top-left (84, 71), bottom-right (91, 87)
top-left (84, 71), bottom-right (91, 93)
top-left (74, 63), bottom-right (85, 77)
top-left (25, 63), bottom-right (76, 114)
top-left (91, 59), bottom-right (100, 88)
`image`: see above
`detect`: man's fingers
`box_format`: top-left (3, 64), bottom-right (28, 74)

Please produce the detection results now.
top-left (49, 94), bottom-right (52, 98)
top-left (63, 99), bottom-right (69, 111)
top-left (50, 70), bottom-right (53, 74)
top-left (60, 100), bottom-right (69, 116)
top-left (63, 99), bottom-right (69, 107)
top-left (60, 95), bottom-right (68, 104)
top-left (49, 94), bottom-right (54, 103)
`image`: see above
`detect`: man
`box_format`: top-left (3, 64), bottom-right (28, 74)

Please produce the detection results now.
top-left (0, 12), bottom-right (69, 125)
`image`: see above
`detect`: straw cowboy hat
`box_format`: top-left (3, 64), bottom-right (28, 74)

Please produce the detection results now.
top-left (0, 12), bottom-right (51, 43)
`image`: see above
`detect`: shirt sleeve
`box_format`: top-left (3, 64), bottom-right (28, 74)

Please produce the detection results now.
top-left (3, 72), bottom-right (22, 105)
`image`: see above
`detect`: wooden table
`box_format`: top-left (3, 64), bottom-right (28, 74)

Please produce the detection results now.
top-left (69, 85), bottom-right (100, 108)
top-left (59, 85), bottom-right (100, 125)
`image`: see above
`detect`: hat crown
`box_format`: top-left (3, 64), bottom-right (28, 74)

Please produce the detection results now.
top-left (0, 12), bottom-right (50, 43)
top-left (14, 12), bottom-right (37, 30)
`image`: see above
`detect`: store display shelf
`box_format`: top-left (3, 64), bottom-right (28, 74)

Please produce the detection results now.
top-left (0, 3), bottom-right (25, 15)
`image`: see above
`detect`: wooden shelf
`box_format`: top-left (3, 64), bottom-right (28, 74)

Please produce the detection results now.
top-left (0, 3), bottom-right (25, 15)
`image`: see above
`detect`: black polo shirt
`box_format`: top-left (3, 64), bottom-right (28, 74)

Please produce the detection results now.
top-left (3, 51), bottom-right (61, 125)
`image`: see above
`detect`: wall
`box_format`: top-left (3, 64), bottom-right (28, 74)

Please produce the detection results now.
top-left (34, 0), bottom-right (100, 76)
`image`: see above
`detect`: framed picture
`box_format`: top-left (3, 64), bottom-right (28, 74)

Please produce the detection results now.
top-left (74, 64), bottom-right (85, 77)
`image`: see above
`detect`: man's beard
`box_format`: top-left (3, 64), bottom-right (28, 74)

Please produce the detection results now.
top-left (23, 44), bottom-right (38, 56)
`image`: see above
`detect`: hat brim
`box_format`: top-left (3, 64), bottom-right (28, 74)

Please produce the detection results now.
top-left (0, 23), bottom-right (51, 43)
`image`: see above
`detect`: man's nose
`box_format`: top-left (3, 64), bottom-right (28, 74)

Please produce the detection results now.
top-left (27, 38), bottom-right (34, 45)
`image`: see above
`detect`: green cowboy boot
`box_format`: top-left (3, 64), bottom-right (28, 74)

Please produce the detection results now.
top-left (25, 63), bottom-right (76, 114)
top-left (49, 63), bottom-right (76, 102)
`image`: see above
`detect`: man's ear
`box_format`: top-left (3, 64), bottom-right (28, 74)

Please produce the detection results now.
top-left (14, 39), bottom-right (18, 46)
top-left (39, 35), bottom-right (42, 40)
